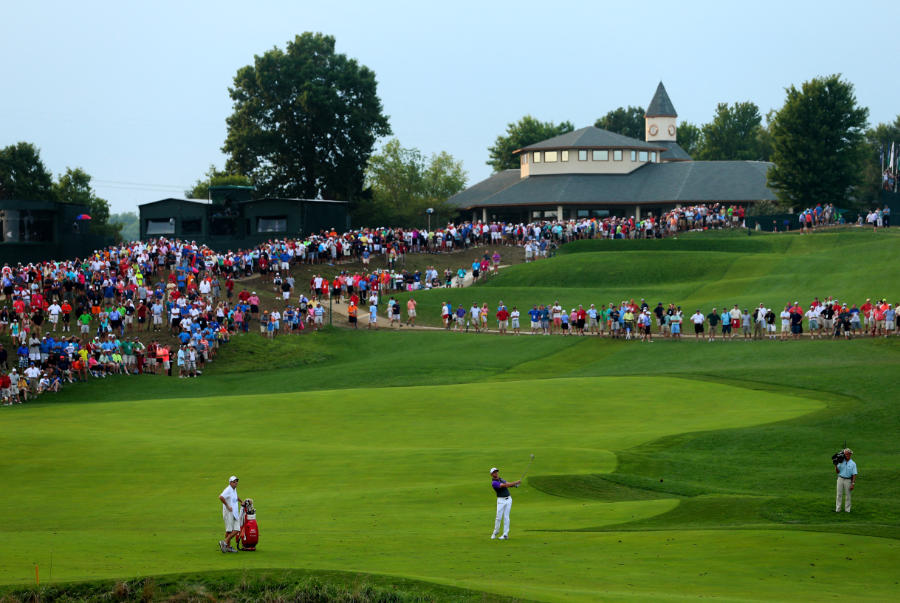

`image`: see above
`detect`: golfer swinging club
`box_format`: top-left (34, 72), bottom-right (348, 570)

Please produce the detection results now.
top-left (218, 475), bottom-right (242, 553)
top-left (490, 467), bottom-right (521, 540)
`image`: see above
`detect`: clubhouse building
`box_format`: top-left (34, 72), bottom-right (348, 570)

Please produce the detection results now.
top-left (449, 82), bottom-right (777, 222)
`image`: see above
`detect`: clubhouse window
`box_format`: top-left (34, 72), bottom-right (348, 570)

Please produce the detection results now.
top-left (577, 209), bottom-right (589, 218)
top-left (639, 151), bottom-right (648, 162)
top-left (561, 150), bottom-right (569, 162)
top-left (545, 151), bottom-right (558, 163)
top-left (578, 150), bottom-right (588, 161)
top-left (533, 151), bottom-right (542, 163)
top-left (630, 150), bottom-right (637, 161)
top-left (592, 150), bottom-right (608, 161)
top-left (650, 151), bottom-right (657, 162)
top-left (613, 150), bottom-right (623, 161)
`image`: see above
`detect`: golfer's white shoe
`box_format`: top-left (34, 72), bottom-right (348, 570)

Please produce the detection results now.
top-left (218, 540), bottom-right (227, 553)
top-left (490, 534), bottom-right (496, 539)
top-left (499, 535), bottom-right (508, 540)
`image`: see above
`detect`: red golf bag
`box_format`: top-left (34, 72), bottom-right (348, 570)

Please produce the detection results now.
top-left (237, 498), bottom-right (258, 551)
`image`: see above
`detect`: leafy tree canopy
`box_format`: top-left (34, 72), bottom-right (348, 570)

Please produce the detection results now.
top-left (109, 211), bottom-right (139, 242)
top-left (768, 74), bottom-right (869, 209)
top-left (697, 102), bottom-right (767, 161)
top-left (53, 167), bottom-right (117, 236)
top-left (675, 121), bottom-right (703, 158)
top-left (186, 165), bottom-right (253, 199)
top-left (858, 115), bottom-right (900, 203)
top-left (594, 106), bottom-right (645, 140)
top-left (363, 139), bottom-right (466, 227)
top-left (487, 116), bottom-right (574, 172)
top-left (224, 32), bottom-right (391, 202)
top-left (0, 142), bottom-right (55, 201)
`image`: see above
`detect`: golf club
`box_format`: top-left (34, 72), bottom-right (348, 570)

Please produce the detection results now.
top-left (519, 453), bottom-right (535, 484)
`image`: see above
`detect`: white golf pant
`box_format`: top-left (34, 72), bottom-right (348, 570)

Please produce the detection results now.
top-left (493, 496), bottom-right (512, 536)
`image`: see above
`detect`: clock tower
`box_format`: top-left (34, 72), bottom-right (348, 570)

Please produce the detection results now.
top-left (645, 82), bottom-right (677, 143)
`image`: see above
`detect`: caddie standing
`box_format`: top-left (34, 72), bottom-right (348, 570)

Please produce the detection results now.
top-left (218, 475), bottom-right (242, 552)
top-left (490, 467), bottom-right (520, 540)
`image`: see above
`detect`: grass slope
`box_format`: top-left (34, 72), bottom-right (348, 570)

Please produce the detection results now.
top-left (388, 229), bottom-right (900, 327)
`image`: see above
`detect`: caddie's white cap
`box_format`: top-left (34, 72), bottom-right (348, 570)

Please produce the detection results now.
top-left (229, 475), bottom-right (239, 482)
top-left (490, 467), bottom-right (499, 474)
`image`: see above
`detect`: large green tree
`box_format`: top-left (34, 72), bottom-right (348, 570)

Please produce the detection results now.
top-left (858, 115), bottom-right (900, 203)
top-left (109, 211), bottom-right (139, 242)
top-left (487, 116), bottom-right (574, 172)
top-left (186, 165), bottom-right (253, 199)
top-left (594, 105), bottom-right (645, 140)
top-left (675, 121), bottom-right (703, 158)
top-left (53, 167), bottom-right (118, 236)
top-left (768, 75), bottom-right (869, 209)
top-left (224, 32), bottom-right (391, 201)
top-left (0, 142), bottom-right (55, 200)
top-left (697, 102), bottom-right (767, 160)
top-left (363, 139), bottom-right (466, 227)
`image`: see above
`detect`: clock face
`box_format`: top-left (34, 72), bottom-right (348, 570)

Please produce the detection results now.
top-left (648, 125), bottom-right (659, 136)
top-left (668, 124), bottom-right (676, 136)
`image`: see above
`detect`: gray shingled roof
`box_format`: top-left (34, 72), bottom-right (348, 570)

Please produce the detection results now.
top-left (646, 82), bottom-right (677, 117)
top-left (446, 169), bottom-right (521, 210)
top-left (518, 126), bottom-right (664, 152)
top-left (447, 161), bottom-right (775, 209)
top-left (656, 141), bottom-right (692, 161)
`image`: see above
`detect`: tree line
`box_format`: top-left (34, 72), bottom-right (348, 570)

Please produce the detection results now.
top-left (3, 32), bottom-right (896, 240)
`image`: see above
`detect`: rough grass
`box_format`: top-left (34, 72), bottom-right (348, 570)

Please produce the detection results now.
top-left (0, 569), bottom-right (523, 602)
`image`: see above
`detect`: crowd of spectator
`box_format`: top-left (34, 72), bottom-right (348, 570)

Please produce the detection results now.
top-left (0, 205), bottom-right (890, 404)
top-left (431, 297), bottom-right (898, 341)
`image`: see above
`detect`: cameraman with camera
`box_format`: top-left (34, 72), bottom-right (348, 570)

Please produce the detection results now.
top-left (833, 448), bottom-right (857, 512)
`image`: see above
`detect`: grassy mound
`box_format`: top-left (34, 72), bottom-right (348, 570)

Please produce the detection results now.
top-left (391, 228), bottom-right (900, 327)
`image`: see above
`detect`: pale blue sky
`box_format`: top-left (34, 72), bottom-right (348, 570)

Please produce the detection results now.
top-left (2, 0), bottom-right (897, 213)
